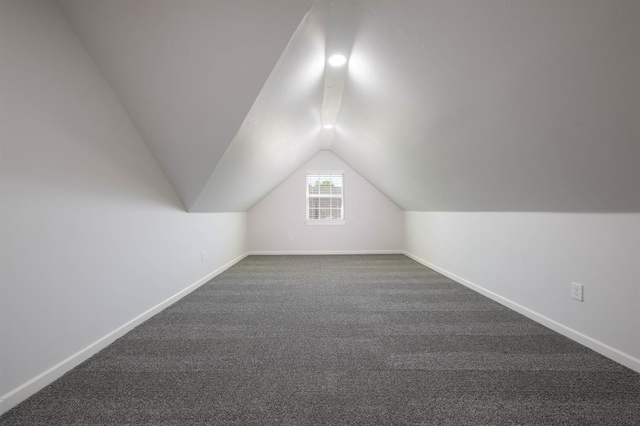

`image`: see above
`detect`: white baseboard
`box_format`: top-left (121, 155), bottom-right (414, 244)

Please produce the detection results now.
top-left (248, 250), bottom-right (404, 255)
top-left (402, 251), bottom-right (640, 374)
top-left (0, 252), bottom-right (250, 417)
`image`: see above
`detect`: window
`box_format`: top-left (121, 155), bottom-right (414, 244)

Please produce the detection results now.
top-left (306, 171), bottom-right (345, 224)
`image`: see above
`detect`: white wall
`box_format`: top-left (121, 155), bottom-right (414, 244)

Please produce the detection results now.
top-left (404, 212), bottom-right (640, 372)
top-left (0, 0), bottom-right (246, 413)
top-left (248, 151), bottom-right (403, 253)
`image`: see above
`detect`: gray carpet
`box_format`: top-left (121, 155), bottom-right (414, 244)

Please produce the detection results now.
top-left (2, 255), bottom-right (639, 425)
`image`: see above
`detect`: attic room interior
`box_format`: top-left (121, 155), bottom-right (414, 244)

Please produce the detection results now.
top-left (1, 0), bottom-right (639, 424)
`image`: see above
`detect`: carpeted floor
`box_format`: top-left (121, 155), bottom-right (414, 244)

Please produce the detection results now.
top-left (2, 255), bottom-right (639, 425)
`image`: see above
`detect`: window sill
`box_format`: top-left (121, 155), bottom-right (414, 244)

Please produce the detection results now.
top-left (305, 220), bottom-right (347, 226)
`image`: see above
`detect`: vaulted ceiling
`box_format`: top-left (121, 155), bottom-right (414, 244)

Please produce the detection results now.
top-left (58, 0), bottom-right (640, 212)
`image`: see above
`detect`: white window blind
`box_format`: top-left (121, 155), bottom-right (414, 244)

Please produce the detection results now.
top-left (306, 172), bottom-right (344, 223)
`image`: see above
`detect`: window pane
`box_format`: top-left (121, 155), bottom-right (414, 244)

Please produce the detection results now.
top-left (306, 172), bottom-right (344, 222)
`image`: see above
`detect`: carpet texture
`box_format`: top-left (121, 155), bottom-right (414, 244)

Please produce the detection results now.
top-left (2, 255), bottom-right (639, 425)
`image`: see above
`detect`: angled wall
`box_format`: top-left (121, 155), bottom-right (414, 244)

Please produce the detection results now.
top-left (0, 0), bottom-right (246, 413)
top-left (58, 0), bottom-right (314, 210)
top-left (191, 0), bottom-right (328, 212)
top-left (334, 0), bottom-right (640, 212)
top-left (248, 151), bottom-right (403, 253)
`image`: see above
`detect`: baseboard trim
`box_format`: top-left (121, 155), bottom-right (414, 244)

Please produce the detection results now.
top-left (402, 251), bottom-right (640, 374)
top-left (0, 252), bottom-right (250, 417)
top-left (248, 250), bottom-right (404, 256)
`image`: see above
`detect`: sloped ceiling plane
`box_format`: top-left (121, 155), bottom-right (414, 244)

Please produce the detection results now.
top-left (59, 0), bottom-right (640, 213)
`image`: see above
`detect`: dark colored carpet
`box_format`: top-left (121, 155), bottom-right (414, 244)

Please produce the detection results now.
top-left (2, 255), bottom-right (639, 425)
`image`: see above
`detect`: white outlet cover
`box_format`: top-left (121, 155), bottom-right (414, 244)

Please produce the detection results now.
top-left (571, 282), bottom-right (584, 302)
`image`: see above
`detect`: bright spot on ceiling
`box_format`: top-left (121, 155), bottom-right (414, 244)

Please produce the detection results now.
top-left (328, 54), bottom-right (347, 67)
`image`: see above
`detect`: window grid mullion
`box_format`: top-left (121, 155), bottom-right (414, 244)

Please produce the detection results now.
top-left (305, 172), bottom-right (344, 223)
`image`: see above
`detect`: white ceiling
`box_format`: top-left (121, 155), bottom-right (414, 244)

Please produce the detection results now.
top-left (59, 0), bottom-right (640, 212)
top-left (334, 0), bottom-right (640, 211)
top-left (58, 0), bottom-right (314, 210)
top-left (190, 0), bottom-right (328, 212)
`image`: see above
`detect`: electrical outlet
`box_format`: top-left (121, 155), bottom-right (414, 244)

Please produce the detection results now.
top-left (571, 282), bottom-right (584, 302)
top-left (200, 251), bottom-right (205, 262)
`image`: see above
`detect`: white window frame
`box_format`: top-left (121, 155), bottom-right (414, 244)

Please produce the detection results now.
top-left (305, 170), bottom-right (346, 225)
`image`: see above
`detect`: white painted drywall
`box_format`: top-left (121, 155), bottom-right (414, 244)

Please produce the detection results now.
top-left (335, 0), bottom-right (640, 212)
top-left (404, 212), bottom-right (640, 371)
top-left (0, 0), bottom-right (246, 409)
top-left (248, 151), bottom-right (403, 252)
top-left (56, 0), bottom-right (640, 213)
top-left (58, 0), bottom-right (313, 210)
top-left (191, 0), bottom-right (328, 212)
